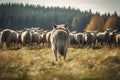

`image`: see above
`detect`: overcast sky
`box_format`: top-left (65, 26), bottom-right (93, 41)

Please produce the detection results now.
top-left (0, 0), bottom-right (120, 15)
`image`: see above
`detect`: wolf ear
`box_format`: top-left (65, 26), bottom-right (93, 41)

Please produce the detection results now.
top-left (64, 24), bottom-right (68, 28)
top-left (53, 24), bottom-right (57, 29)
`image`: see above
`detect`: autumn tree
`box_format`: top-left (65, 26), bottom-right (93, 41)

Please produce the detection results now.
top-left (115, 17), bottom-right (120, 32)
top-left (85, 15), bottom-right (104, 31)
top-left (104, 16), bottom-right (118, 30)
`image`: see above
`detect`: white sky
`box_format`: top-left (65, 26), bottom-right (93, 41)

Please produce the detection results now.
top-left (0, 0), bottom-right (120, 15)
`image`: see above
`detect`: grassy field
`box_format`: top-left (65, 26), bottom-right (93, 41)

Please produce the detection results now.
top-left (0, 46), bottom-right (120, 80)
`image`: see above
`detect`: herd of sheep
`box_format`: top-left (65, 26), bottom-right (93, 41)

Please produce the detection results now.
top-left (0, 24), bottom-right (120, 61)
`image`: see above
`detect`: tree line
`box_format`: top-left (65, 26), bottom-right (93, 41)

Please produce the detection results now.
top-left (0, 3), bottom-right (120, 32)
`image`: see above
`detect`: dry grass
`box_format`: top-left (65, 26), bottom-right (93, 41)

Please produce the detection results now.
top-left (0, 46), bottom-right (120, 80)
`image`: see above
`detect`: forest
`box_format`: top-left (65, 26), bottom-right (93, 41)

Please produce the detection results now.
top-left (0, 3), bottom-right (120, 32)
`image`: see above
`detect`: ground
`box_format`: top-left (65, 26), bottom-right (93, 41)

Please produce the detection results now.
top-left (0, 46), bottom-right (120, 80)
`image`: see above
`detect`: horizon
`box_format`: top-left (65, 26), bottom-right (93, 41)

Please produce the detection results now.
top-left (0, 0), bottom-right (120, 16)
